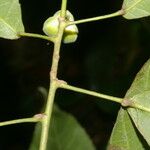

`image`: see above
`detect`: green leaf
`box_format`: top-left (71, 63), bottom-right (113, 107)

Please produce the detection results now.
top-left (125, 59), bottom-right (150, 145)
top-left (108, 59), bottom-right (150, 149)
top-left (107, 108), bottom-right (148, 150)
top-left (29, 105), bottom-right (95, 150)
top-left (122, 0), bottom-right (150, 19)
top-left (0, 0), bottom-right (24, 39)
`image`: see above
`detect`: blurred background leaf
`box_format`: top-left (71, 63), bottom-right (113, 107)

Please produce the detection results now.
top-left (29, 105), bottom-right (95, 150)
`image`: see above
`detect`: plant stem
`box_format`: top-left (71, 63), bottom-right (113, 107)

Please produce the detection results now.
top-left (39, 0), bottom-right (67, 148)
top-left (59, 83), bottom-right (123, 103)
top-left (59, 82), bottom-right (150, 113)
top-left (39, 83), bottom-right (57, 150)
top-left (60, 0), bottom-right (68, 17)
top-left (0, 117), bottom-right (39, 127)
top-left (39, 21), bottom-right (66, 150)
top-left (19, 32), bottom-right (55, 42)
top-left (67, 10), bottom-right (124, 25)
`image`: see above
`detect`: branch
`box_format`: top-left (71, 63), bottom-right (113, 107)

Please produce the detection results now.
top-left (0, 117), bottom-right (40, 127)
top-left (59, 82), bottom-right (150, 113)
top-left (67, 10), bottom-right (125, 25)
top-left (59, 82), bottom-right (123, 103)
top-left (18, 32), bottom-right (55, 42)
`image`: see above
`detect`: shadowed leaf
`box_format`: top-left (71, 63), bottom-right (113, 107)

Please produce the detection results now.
top-left (29, 105), bottom-right (95, 150)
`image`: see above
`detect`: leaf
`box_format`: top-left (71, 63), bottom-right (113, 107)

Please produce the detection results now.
top-left (125, 59), bottom-right (150, 145)
top-left (107, 108), bottom-right (148, 150)
top-left (0, 0), bottom-right (24, 39)
top-left (122, 0), bottom-right (150, 19)
top-left (29, 105), bottom-right (95, 150)
top-left (108, 59), bottom-right (150, 149)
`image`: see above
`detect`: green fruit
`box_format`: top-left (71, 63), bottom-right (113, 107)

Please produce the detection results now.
top-left (63, 24), bottom-right (78, 43)
top-left (42, 10), bottom-right (78, 43)
top-left (42, 16), bottom-right (59, 37)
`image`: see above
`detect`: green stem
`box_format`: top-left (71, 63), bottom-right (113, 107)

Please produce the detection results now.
top-left (67, 10), bottom-right (124, 25)
top-left (0, 117), bottom-right (40, 127)
top-left (59, 83), bottom-right (150, 113)
top-left (60, 0), bottom-right (68, 17)
top-left (59, 83), bottom-right (123, 103)
top-left (39, 83), bottom-right (57, 150)
top-left (39, 21), bottom-right (66, 150)
top-left (19, 32), bottom-right (55, 42)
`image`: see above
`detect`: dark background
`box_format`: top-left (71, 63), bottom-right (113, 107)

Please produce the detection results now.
top-left (0, 0), bottom-right (150, 149)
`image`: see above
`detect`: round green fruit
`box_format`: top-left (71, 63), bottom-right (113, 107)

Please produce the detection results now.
top-left (42, 15), bottom-right (59, 37)
top-left (42, 10), bottom-right (78, 44)
top-left (63, 24), bottom-right (78, 43)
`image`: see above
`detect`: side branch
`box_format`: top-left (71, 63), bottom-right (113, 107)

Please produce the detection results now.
top-left (59, 83), bottom-right (123, 104)
top-left (0, 117), bottom-right (40, 127)
top-left (18, 32), bottom-right (55, 42)
top-left (59, 82), bottom-right (150, 113)
top-left (67, 9), bottom-right (125, 25)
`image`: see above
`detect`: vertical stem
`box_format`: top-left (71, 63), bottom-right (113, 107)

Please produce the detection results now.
top-left (39, 21), bottom-right (66, 150)
top-left (39, 83), bottom-right (56, 150)
top-left (39, 1), bottom-right (67, 149)
top-left (60, 0), bottom-right (67, 17)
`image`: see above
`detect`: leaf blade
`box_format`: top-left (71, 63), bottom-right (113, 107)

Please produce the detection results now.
top-left (124, 59), bottom-right (150, 145)
top-left (108, 108), bottom-right (147, 150)
top-left (122, 0), bottom-right (150, 19)
top-left (0, 0), bottom-right (24, 39)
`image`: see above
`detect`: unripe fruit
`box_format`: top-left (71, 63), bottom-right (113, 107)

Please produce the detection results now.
top-left (42, 16), bottom-right (59, 37)
top-left (43, 10), bottom-right (78, 43)
top-left (63, 24), bottom-right (78, 43)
